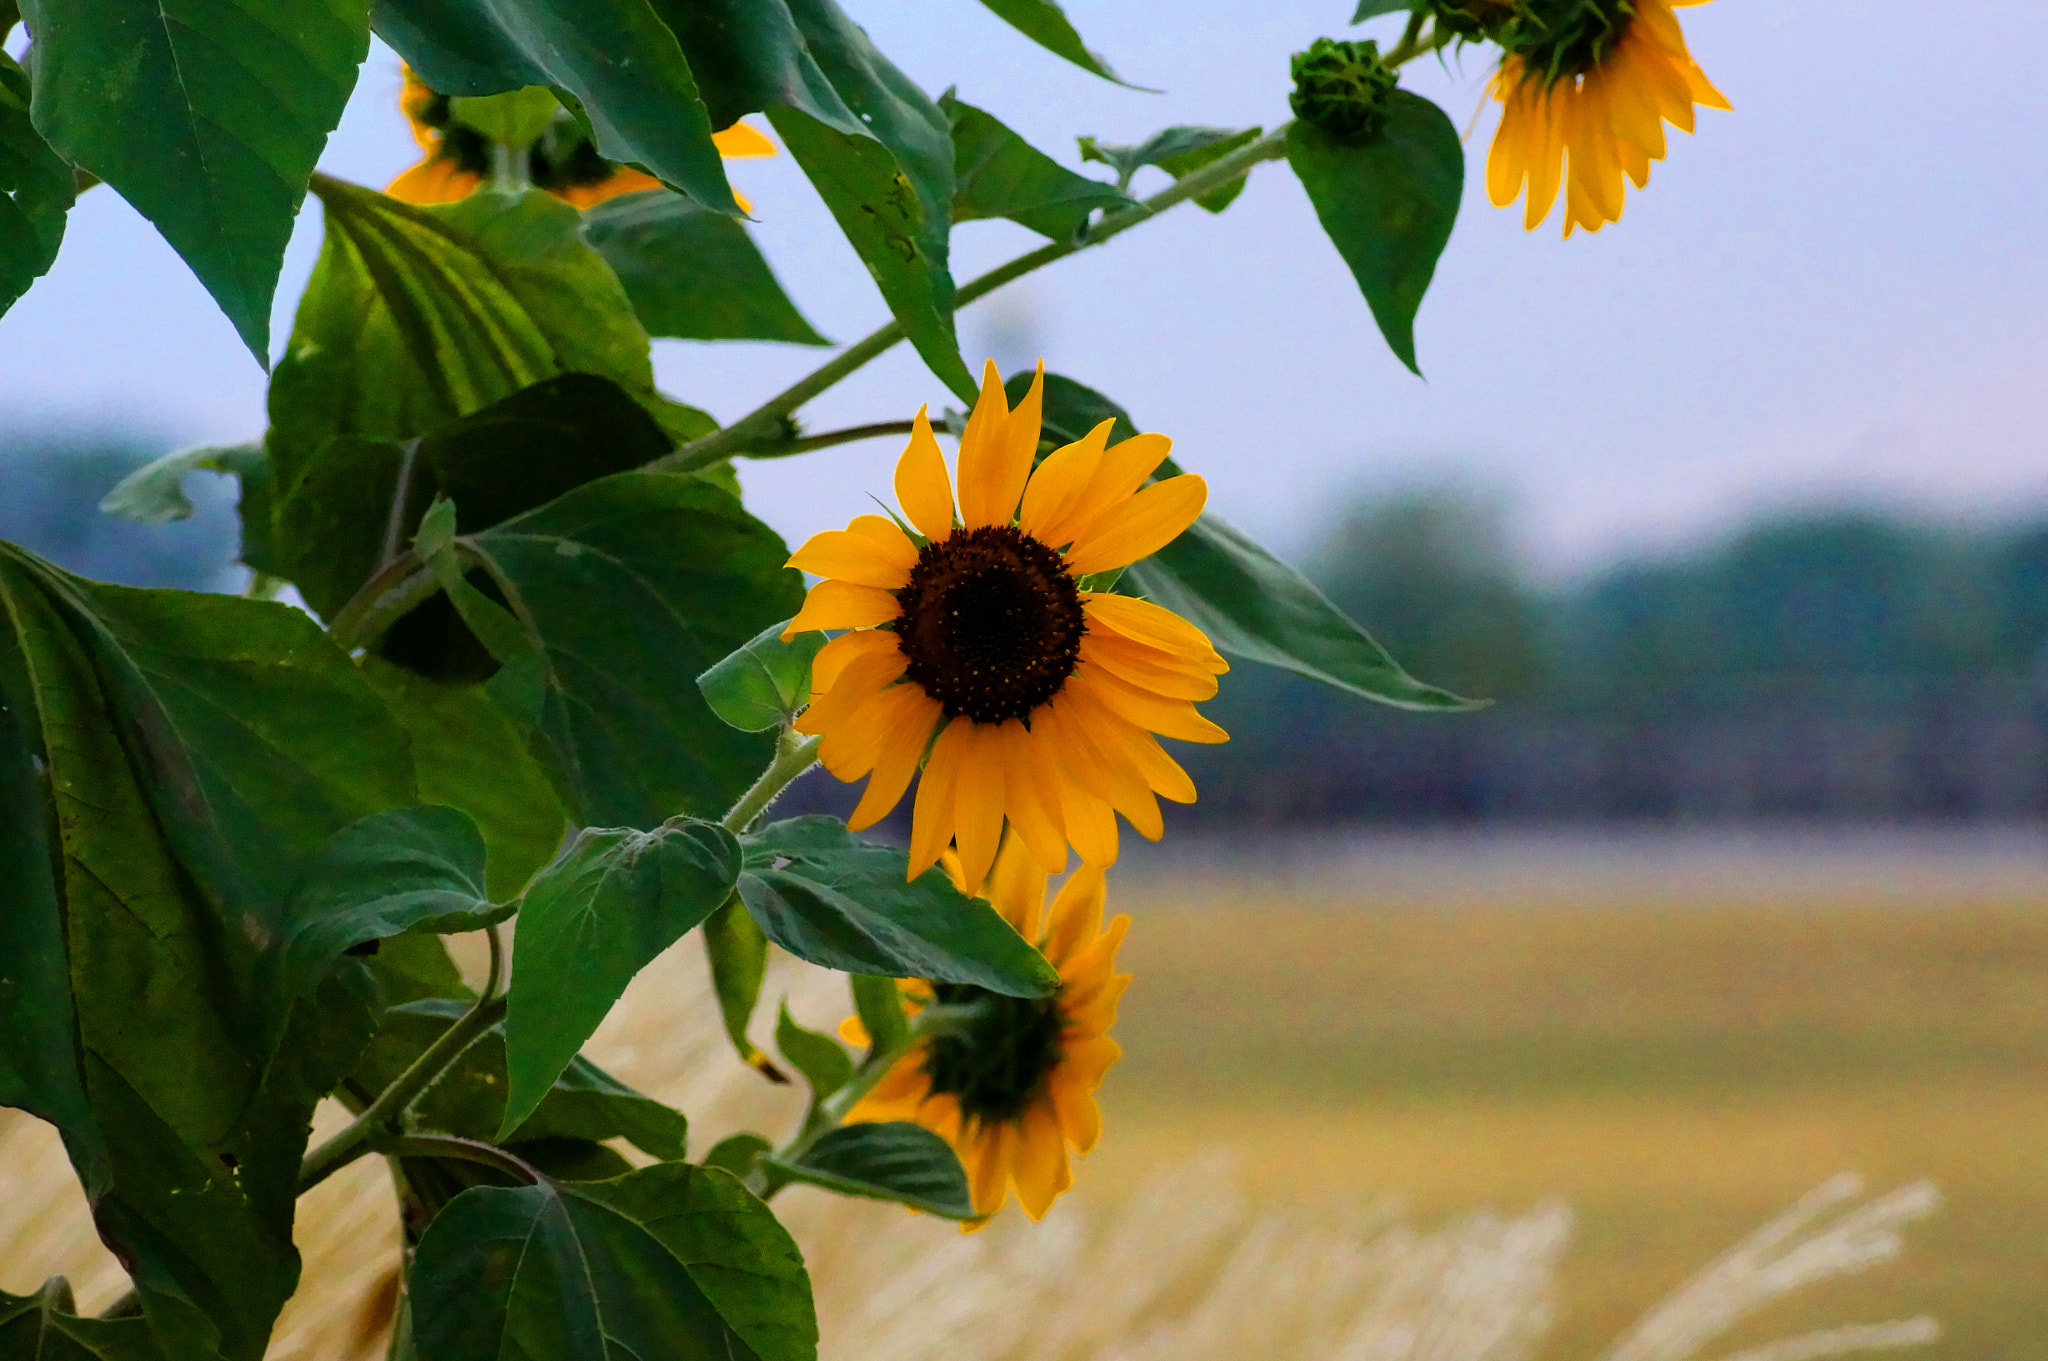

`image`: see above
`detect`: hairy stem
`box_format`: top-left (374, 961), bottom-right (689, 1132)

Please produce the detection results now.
top-left (652, 125), bottom-right (1295, 474)
top-left (751, 419), bottom-right (920, 459)
top-left (298, 927), bottom-right (509, 1193)
top-left (720, 729), bottom-right (823, 834)
top-left (326, 552), bottom-right (436, 652)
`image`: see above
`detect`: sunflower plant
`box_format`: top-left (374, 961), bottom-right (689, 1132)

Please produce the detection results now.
top-left (0, 0), bottom-right (1725, 1355)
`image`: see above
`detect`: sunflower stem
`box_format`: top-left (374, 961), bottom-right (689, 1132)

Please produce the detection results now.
top-left (721, 729), bottom-right (823, 834)
top-left (652, 125), bottom-right (1296, 475)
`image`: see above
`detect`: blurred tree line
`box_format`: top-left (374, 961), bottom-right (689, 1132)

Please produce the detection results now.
top-left (0, 427), bottom-right (242, 591)
top-left (1186, 489), bottom-right (2048, 823)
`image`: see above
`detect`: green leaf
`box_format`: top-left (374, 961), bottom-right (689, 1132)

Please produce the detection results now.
top-left (702, 895), bottom-right (779, 1077)
top-left (765, 1121), bottom-right (975, 1219)
top-left (1079, 125), bottom-right (1261, 210)
top-left (1285, 92), bottom-right (1463, 374)
top-left (268, 181), bottom-right (664, 617)
top-left (275, 805), bottom-right (505, 1009)
top-left (698, 619), bottom-right (826, 733)
top-left (369, 0), bottom-right (740, 213)
top-left (0, 53), bottom-right (75, 319)
top-left (352, 1000), bottom-right (689, 1161)
top-left (943, 93), bottom-right (1131, 241)
top-left (582, 190), bottom-right (829, 345)
top-left (848, 974), bottom-right (909, 1054)
top-left (17, 0), bottom-right (367, 360)
top-left (736, 817), bottom-right (1058, 996)
top-left (501, 819), bottom-right (741, 1137)
top-left (643, 0), bottom-right (971, 395)
top-left (775, 1001), bottom-right (852, 1101)
top-left (703, 1132), bottom-right (772, 1178)
top-left (1004, 370), bottom-right (1140, 448)
top-left (97, 441), bottom-right (266, 526)
top-left (0, 547), bottom-right (414, 1361)
top-left (444, 471), bottom-right (805, 827)
top-left (1, 1279), bottom-right (167, 1359)
top-left (1129, 509), bottom-right (1477, 710)
top-left (410, 1163), bottom-right (817, 1361)
top-left (974, 0), bottom-right (1131, 85)
top-left (1352, 0), bottom-right (1419, 20)
top-left (357, 659), bottom-right (567, 900)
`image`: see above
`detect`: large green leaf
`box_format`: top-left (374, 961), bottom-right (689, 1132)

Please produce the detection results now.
top-left (697, 618), bottom-right (824, 733)
top-left (641, 0), bottom-right (969, 394)
top-left (737, 817), bottom-right (1058, 996)
top-left (0, 547), bottom-right (413, 1361)
top-left (0, 53), bottom-right (75, 319)
top-left (1285, 92), bottom-right (1463, 374)
top-left (357, 659), bottom-right (565, 900)
top-left (764, 1121), bottom-right (975, 1219)
top-left (18, 0), bottom-right (367, 360)
top-left (441, 471), bottom-right (804, 827)
top-left (974, 0), bottom-right (1129, 84)
top-left (773, 1001), bottom-right (851, 1101)
top-left (410, 1163), bottom-right (817, 1361)
top-left (1079, 124), bottom-right (1262, 211)
top-left (369, 0), bottom-right (739, 213)
top-left (944, 94), bottom-right (1131, 242)
top-left (500, 819), bottom-right (740, 1137)
top-left (268, 181), bottom-right (664, 618)
top-left (1, 1279), bottom-right (167, 1359)
top-left (584, 189), bottom-right (829, 345)
top-left (702, 895), bottom-right (777, 1075)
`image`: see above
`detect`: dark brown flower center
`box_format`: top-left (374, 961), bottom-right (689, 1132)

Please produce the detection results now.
top-left (894, 524), bottom-right (1085, 725)
top-left (922, 982), bottom-right (1067, 1125)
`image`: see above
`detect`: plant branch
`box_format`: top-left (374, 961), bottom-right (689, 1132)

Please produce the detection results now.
top-left (298, 929), bottom-right (509, 1194)
top-left (652, 125), bottom-right (1294, 474)
top-left (326, 552), bottom-right (437, 652)
top-left (386, 1133), bottom-right (541, 1186)
top-left (750, 419), bottom-right (920, 459)
top-left (721, 729), bottom-right (822, 834)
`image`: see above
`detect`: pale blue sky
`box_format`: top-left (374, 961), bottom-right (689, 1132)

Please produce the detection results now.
top-left (4, 2), bottom-right (2043, 579)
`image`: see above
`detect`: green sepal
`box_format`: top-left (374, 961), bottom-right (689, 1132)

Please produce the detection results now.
top-left (849, 973), bottom-right (910, 1054)
top-left (1079, 125), bottom-right (1262, 210)
top-left (763, 1122), bottom-right (976, 1220)
top-left (698, 619), bottom-right (827, 733)
top-left (775, 1001), bottom-right (854, 1103)
top-left (703, 1132), bottom-right (773, 1178)
top-left (703, 895), bottom-right (782, 1079)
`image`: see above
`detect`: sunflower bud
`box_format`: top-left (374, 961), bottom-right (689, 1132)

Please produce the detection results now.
top-left (1287, 38), bottom-right (1400, 143)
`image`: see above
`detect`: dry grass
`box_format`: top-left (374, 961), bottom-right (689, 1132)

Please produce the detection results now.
top-left (1, 839), bottom-right (2024, 1359)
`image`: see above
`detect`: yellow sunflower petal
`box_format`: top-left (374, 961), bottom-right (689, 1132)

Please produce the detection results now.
top-left (788, 528), bottom-right (915, 589)
top-left (1079, 630), bottom-right (1220, 702)
top-left (1081, 667), bottom-right (1228, 745)
top-left (1042, 863), bottom-right (1107, 967)
top-left (987, 360), bottom-right (1046, 528)
top-left (1018, 419), bottom-right (1113, 548)
top-left (1050, 1070), bottom-right (1104, 1153)
top-left (811, 628), bottom-right (902, 696)
top-left (895, 407), bottom-right (957, 542)
top-left (713, 120), bottom-right (777, 158)
top-left (387, 156), bottom-right (482, 206)
top-left (848, 689), bottom-right (944, 831)
top-left (950, 722), bottom-right (1009, 895)
top-left (800, 650), bottom-right (905, 742)
top-left (1057, 784), bottom-right (1120, 867)
top-left (984, 827), bottom-right (1049, 941)
top-left (1524, 86), bottom-right (1566, 230)
top-left (1057, 432), bottom-right (1173, 540)
top-left (1064, 473), bottom-right (1207, 576)
top-left (909, 717), bottom-right (971, 878)
top-left (553, 167), bottom-right (664, 210)
top-left (839, 1014), bottom-right (871, 1046)
top-left (845, 514), bottom-right (920, 568)
top-left (783, 581), bottom-right (901, 637)
top-left (966, 1120), bottom-right (1012, 1218)
top-left (1081, 593), bottom-right (1228, 672)
top-left (1012, 1100), bottom-right (1071, 1220)
top-left (1039, 694), bottom-right (1161, 839)
top-left (998, 721), bottom-right (1069, 880)
top-left (955, 360), bottom-right (1015, 529)
top-left (816, 673), bottom-right (920, 781)
top-left (1059, 1033), bottom-right (1123, 1089)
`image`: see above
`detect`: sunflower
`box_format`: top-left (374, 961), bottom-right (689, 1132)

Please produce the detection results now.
top-left (840, 836), bottom-right (1129, 1224)
top-left (781, 360), bottom-right (1228, 893)
top-left (1484, 0), bottom-right (1728, 236)
top-left (387, 65), bottom-right (775, 208)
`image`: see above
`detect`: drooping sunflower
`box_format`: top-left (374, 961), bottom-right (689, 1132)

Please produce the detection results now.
top-left (840, 835), bottom-right (1129, 1224)
top-left (782, 360), bottom-right (1228, 893)
top-left (388, 65), bottom-right (775, 208)
top-left (1483, 0), bottom-right (1729, 236)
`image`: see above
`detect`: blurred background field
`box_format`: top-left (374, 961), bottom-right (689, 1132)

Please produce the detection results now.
top-left (1088, 833), bottom-right (2048, 1361)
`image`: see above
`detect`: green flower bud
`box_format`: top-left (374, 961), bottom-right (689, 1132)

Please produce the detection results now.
top-left (1288, 38), bottom-right (1400, 143)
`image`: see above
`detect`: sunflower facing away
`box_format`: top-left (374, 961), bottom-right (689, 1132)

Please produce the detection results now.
top-left (1485, 0), bottom-right (1728, 236)
top-left (388, 65), bottom-right (775, 208)
top-left (782, 360), bottom-right (1228, 894)
top-left (841, 836), bottom-right (1129, 1224)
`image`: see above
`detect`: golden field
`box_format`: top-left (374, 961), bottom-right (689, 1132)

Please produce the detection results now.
top-left (1087, 835), bottom-right (2048, 1361)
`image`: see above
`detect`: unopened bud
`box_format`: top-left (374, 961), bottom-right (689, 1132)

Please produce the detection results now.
top-left (1288, 38), bottom-right (1399, 143)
